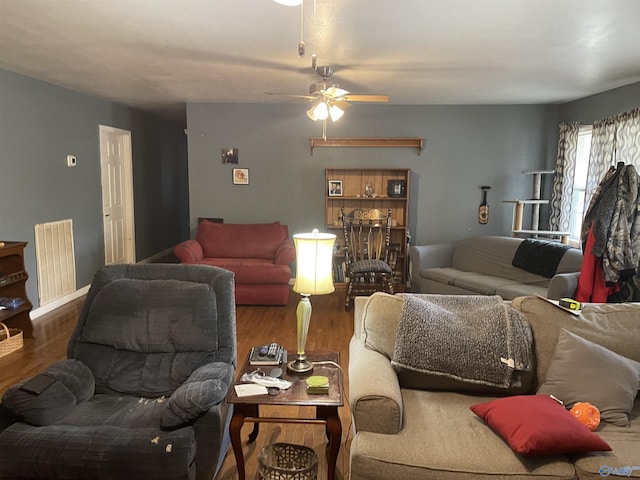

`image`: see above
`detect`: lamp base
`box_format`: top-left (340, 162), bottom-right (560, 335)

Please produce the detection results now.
top-left (287, 355), bottom-right (314, 374)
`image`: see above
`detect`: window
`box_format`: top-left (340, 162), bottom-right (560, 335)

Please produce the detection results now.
top-left (568, 125), bottom-right (592, 244)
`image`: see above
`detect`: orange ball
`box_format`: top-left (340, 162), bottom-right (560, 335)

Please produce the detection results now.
top-left (570, 402), bottom-right (601, 431)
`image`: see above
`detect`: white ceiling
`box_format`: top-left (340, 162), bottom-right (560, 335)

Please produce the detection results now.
top-left (2, 0), bottom-right (640, 120)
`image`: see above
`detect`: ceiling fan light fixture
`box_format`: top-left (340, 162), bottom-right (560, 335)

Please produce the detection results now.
top-left (313, 101), bottom-right (329, 120)
top-left (329, 103), bottom-right (344, 122)
top-left (306, 105), bottom-right (319, 121)
top-left (273, 0), bottom-right (303, 5)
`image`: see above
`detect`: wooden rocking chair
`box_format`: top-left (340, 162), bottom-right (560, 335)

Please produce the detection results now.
top-left (341, 207), bottom-right (397, 309)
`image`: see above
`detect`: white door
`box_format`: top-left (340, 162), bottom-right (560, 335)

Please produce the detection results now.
top-left (99, 125), bottom-right (135, 265)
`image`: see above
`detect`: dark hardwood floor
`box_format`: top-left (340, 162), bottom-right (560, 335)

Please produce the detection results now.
top-left (0, 286), bottom-right (355, 480)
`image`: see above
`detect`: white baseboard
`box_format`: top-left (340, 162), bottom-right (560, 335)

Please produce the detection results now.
top-left (31, 285), bottom-right (91, 321)
top-left (139, 247), bottom-right (174, 263)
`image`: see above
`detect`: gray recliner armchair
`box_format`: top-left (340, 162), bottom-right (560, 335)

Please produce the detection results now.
top-left (0, 264), bottom-right (237, 480)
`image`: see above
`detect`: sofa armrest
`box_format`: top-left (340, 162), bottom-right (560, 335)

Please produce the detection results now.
top-left (161, 362), bottom-right (234, 430)
top-left (1, 359), bottom-right (94, 426)
top-left (547, 272), bottom-right (580, 300)
top-left (349, 338), bottom-right (403, 435)
top-left (274, 239), bottom-right (295, 265)
top-left (408, 243), bottom-right (454, 291)
top-left (173, 240), bottom-right (204, 263)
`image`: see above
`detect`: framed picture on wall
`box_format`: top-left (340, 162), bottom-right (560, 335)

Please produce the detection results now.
top-left (233, 168), bottom-right (249, 185)
top-left (221, 148), bottom-right (239, 164)
top-left (328, 180), bottom-right (343, 196)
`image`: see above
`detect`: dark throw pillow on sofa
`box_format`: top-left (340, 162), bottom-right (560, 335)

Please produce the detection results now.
top-left (470, 395), bottom-right (611, 456)
top-left (537, 329), bottom-right (640, 427)
top-left (511, 238), bottom-right (570, 278)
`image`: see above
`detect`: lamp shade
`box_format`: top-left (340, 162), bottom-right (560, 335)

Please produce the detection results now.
top-left (273, 0), bottom-right (302, 5)
top-left (293, 230), bottom-right (336, 295)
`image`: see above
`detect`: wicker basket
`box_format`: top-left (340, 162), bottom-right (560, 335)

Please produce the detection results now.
top-left (0, 321), bottom-right (23, 358)
top-left (258, 443), bottom-right (318, 480)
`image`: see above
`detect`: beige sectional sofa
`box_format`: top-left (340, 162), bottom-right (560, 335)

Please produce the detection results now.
top-left (408, 236), bottom-right (583, 300)
top-left (349, 293), bottom-right (640, 480)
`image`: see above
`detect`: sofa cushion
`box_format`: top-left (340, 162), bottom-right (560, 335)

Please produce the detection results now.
top-left (470, 395), bottom-right (611, 456)
top-left (452, 236), bottom-right (550, 284)
top-left (196, 221), bottom-right (287, 260)
top-left (350, 389), bottom-right (578, 480)
top-left (419, 267), bottom-right (466, 284)
top-left (571, 400), bottom-right (640, 479)
top-left (449, 236), bottom-right (582, 283)
top-left (511, 296), bottom-right (640, 388)
top-left (361, 292), bottom-right (404, 359)
top-left (451, 272), bottom-right (523, 295)
top-left (537, 329), bottom-right (640, 427)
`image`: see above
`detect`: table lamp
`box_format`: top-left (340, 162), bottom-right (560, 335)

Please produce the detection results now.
top-left (287, 229), bottom-right (336, 374)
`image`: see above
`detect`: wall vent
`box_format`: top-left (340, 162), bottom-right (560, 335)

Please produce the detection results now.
top-left (34, 219), bottom-right (76, 306)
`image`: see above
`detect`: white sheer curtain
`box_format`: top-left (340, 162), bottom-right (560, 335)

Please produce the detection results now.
top-left (549, 122), bottom-right (580, 233)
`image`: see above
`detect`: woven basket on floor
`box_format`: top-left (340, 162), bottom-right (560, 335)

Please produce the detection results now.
top-left (0, 321), bottom-right (23, 358)
top-left (258, 443), bottom-right (318, 480)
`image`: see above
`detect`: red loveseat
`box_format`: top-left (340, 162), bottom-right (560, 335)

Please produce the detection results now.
top-left (173, 221), bottom-right (295, 305)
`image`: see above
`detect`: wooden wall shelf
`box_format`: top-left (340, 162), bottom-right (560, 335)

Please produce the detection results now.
top-left (310, 137), bottom-right (424, 155)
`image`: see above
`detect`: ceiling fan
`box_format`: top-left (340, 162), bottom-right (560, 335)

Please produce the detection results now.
top-left (269, 65), bottom-right (389, 124)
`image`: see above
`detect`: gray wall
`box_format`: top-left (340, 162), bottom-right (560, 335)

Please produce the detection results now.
top-left (0, 69), bottom-right (189, 308)
top-left (6, 61), bottom-right (640, 311)
top-left (558, 82), bottom-right (640, 125)
top-left (186, 102), bottom-right (559, 246)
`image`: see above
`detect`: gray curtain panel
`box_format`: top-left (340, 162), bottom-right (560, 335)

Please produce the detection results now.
top-left (614, 108), bottom-right (640, 169)
top-left (584, 108), bottom-right (640, 217)
top-left (549, 122), bottom-right (580, 233)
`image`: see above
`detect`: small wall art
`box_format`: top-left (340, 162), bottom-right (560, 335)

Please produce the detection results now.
top-left (221, 148), bottom-right (239, 164)
top-left (233, 168), bottom-right (249, 185)
top-left (328, 180), bottom-right (343, 196)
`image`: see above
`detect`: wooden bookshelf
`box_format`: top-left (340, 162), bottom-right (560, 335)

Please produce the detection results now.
top-left (325, 168), bottom-right (410, 288)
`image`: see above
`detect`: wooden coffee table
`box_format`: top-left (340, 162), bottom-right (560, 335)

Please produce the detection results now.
top-left (227, 351), bottom-right (343, 480)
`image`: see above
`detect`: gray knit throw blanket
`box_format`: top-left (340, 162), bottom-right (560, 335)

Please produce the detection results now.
top-left (391, 294), bottom-right (533, 389)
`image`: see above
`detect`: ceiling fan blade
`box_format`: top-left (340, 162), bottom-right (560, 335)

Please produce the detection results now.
top-left (342, 94), bottom-right (389, 103)
top-left (325, 86), bottom-right (349, 98)
top-left (332, 100), bottom-right (352, 110)
top-left (264, 92), bottom-right (317, 101)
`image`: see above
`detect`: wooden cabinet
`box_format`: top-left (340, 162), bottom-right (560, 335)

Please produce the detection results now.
top-left (0, 242), bottom-right (33, 338)
top-left (325, 168), bottom-right (410, 289)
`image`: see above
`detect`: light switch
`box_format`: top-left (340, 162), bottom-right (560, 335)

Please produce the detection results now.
top-left (67, 155), bottom-right (77, 167)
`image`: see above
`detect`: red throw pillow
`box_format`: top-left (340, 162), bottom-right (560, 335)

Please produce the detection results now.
top-left (469, 395), bottom-right (611, 456)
